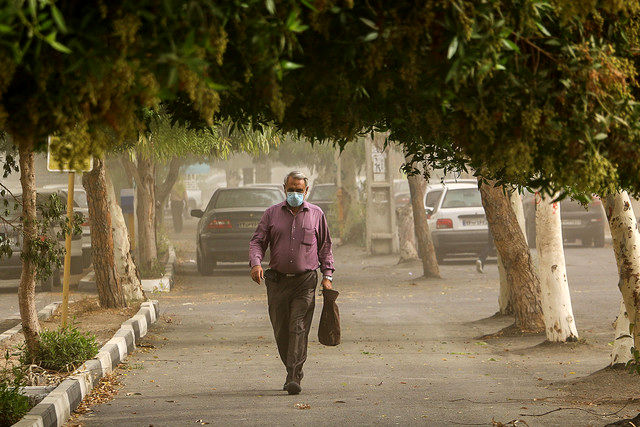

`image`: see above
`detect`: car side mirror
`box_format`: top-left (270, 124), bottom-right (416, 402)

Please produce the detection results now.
top-left (190, 209), bottom-right (204, 218)
top-left (425, 207), bottom-right (434, 215)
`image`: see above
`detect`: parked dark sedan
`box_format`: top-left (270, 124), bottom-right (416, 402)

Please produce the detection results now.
top-left (523, 194), bottom-right (606, 247)
top-left (190, 187), bottom-right (284, 275)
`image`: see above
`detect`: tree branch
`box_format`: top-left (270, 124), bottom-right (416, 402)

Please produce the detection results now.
top-left (120, 153), bottom-right (142, 187)
top-left (156, 157), bottom-right (183, 204)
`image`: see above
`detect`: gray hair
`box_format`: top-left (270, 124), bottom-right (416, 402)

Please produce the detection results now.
top-left (284, 171), bottom-right (308, 187)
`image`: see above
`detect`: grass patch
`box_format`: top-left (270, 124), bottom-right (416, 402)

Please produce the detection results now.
top-left (20, 326), bottom-right (99, 372)
top-left (0, 351), bottom-right (30, 426)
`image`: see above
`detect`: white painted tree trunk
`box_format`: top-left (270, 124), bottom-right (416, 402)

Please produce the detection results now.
top-left (498, 191), bottom-right (527, 315)
top-left (611, 298), bottom-right (633, 366)
top-left (106, 175), bottom-right (145, 303)
top-left (535, 193), bottom-right (579, 342)
top-left (603, 191), bottom-right (640, 353)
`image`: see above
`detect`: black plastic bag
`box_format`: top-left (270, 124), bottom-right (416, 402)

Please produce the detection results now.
top-left (318, 289), bottom-right (340, 346)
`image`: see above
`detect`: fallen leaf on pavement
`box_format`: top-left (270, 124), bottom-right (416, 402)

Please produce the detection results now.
top-left (295, 403), bottom-right (311, 410)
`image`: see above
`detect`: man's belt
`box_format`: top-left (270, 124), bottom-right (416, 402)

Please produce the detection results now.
top-left (267, 269), bottom-right (313, 281)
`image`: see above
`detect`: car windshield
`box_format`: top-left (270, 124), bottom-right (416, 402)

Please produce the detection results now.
top-left (441, 188), bottom-right (483, 208)
top-left (213, 189), bottom-right (282, 209)
top-left (309, 185), bottom-right (336, 201)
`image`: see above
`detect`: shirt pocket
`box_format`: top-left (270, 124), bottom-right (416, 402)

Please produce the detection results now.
top-left (302, 227), bottom-right (316, 246)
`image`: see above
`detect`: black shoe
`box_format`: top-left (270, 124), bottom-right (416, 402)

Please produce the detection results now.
top-left (283, 382), bottom-right (288, 391)
top-left (286, 381), bottom-right (301, 395)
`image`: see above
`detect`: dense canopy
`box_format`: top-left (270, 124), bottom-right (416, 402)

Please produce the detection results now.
top-left (3, 1), bottom-right (640, 195)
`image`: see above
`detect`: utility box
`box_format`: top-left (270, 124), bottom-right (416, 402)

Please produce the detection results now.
top-left (364, 133), bottom-right (399, 254)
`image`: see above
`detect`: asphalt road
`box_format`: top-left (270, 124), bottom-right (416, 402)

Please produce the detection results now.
top-left (71, 219), bottom-right (640, 426)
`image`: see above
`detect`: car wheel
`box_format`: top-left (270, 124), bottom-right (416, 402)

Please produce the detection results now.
top-left (593, 231), bottom-right (605, 248)
top-left (196, 243), bottom-right (215, 276)
top-left (581, 235), bottom-right (593, 247)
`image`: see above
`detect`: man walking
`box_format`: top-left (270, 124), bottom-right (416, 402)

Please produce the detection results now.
top-left (249, 171), bottom-right (335, 395)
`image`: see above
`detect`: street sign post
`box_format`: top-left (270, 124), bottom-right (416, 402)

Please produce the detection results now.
top-left (47, 136), bottom-right (93, 327)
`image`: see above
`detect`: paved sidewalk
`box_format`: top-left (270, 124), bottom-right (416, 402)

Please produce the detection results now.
top-left (74, 243), bottom-right (637, 426)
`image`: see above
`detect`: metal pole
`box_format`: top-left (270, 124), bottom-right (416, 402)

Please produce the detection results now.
top-left (61, 172), bottom-right (74, 327)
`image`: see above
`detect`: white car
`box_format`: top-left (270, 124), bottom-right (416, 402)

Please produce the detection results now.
top-left (425, 180), bottom-right (492, 262)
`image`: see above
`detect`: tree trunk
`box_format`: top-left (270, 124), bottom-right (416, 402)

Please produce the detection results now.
top-left (106, 173), bottom-right (145, 303)
top-left (17, 139), bottom-right (40, 355)
top-left (396, 204), bottom-right (419, 263)
top-left (155, 157), bottom-right (182, 232)
top-left (479, 179), bottom-right (544, 332)
top-left (603, 191), bottom-right (640, 352)
top-left (82, 157), bottom-right (126, 308)
top-left (136, 154), bottom-right (158, 273)
top-left (535, 193), bottom-right (579, 342)
top-left (611, 298), bottom-right (633, 366)
top-left (407, 174), bottom-right (440, 278)
top-left (497, 191), bottom-right (527, 315)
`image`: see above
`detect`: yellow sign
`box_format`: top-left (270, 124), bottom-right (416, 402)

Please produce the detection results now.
top-left (47, 136), bottom-right (93, 172)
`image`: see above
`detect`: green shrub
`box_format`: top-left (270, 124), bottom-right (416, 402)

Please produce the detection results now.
top-left (139, 259), bottom-right (166, 279)
top-left (20, 326), bottom-right (99, 372)
top-left (0, 350), bottom-right (30, 426)
top-left (0, 383), bottom-right (30, 427)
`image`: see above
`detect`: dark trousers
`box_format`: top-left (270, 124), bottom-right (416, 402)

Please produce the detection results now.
top-left (265, 270), bottom-right (317, 384)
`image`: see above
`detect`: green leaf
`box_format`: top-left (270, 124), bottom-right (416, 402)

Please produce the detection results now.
top-left (536, 22), bottom-right (551, 37)
top-left (447, 37), bottom-right (459, 60)
top-left (593, 133), bottom-right (608, 141)
top-left (281, 60), bottom-right (303, 70)
top-left (502, 39), bottom-right (519, 52)
top-left (0, 24), bottom-right (11, 33)
top-left (50, 4), bottom-right (67, 33)
top-left (48, 38), bottom-right (72, 54)
top-left (265, 0), bottom-right (275, 14)
top-left (363, 32), bottom-right (378, 42)
top-left (360, 17), bottom-right (378, 30)
top-left (28, 0), bottom-right (37, 18)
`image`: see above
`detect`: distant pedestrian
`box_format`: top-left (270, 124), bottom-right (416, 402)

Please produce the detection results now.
top-left (249, 171), bottom-right (335, 395)
top-left (170, 180), bottom-right (188, 232)
top-left (476, 229), bottom-right (495, 273)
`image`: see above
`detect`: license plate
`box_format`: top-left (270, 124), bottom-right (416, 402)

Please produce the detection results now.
top-left (562, 219), bottom-right (581, 226)
top-left (238, 221), bottom-right (259, 229)
top-left (462, 219), bottom-right (487, 226)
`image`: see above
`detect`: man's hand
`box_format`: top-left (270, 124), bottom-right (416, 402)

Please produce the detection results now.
top-left (250, 265), bottom-right (264, 284)
top-left (321, 278), bottom-right (332, 290)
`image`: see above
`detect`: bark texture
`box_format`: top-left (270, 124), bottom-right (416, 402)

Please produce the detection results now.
top-left (603, 191), bottom-right (640, 352)
top-left (479, 180), bottom-right (544, 332)
top-left (17, 139), bottom-right (41, 355)
top-left (396, 204), bottom-right (419, 263)
top-left (82, 157), bottom-right (126, 308)
top-left (498, 191), bottom-right (528, 315)
top-left (407, 174), bottom-right (440, 278)
top-left (611, 298), bottom-right (633, 366)
top-left (106, 175), bottom-right (145, 303)
top-left (535, 193), bottom-right (578, 342)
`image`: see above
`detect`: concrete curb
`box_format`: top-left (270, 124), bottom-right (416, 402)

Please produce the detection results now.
top-left (141, 246), bottom-right (175, 293)
top-left (0, 302), bottom-right (62, 342)
top-left (12, 300), bottom-right (160, 427)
